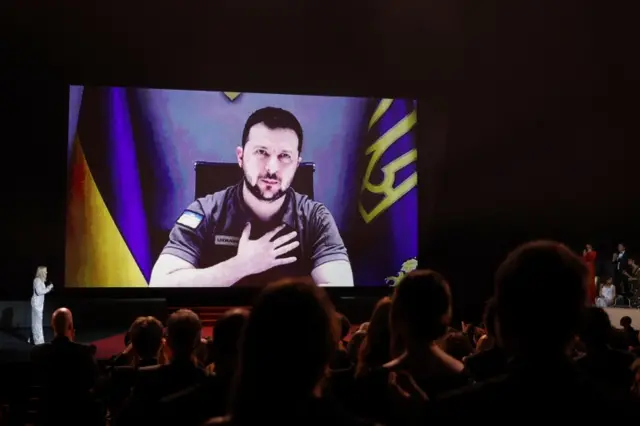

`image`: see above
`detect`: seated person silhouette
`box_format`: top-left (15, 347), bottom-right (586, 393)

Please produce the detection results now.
top-left (30, 308), bottom-right (100, 425)
top-left (427, 241), bottom-right (640, 422)
top-left (118, 309), bottom-right (209, 425)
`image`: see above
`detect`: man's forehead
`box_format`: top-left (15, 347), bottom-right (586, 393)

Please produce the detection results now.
top-left (246, 123), bottom-right (299, 152)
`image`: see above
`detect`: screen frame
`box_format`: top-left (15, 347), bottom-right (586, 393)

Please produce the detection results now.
top-left (63, 84), bottom-right (426, 298)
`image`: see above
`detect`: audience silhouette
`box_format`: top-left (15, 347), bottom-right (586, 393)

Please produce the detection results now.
top-left (3, 240), bottom-right (640, 425)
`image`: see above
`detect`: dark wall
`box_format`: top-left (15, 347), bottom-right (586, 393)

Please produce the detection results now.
top-left (421, 1), bottom-right (640, 318)
top-left (2, 2), bottom-right (639, 322)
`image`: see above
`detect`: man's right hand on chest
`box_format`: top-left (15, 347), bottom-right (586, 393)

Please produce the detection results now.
top-left (235, 222), bottom-right (299, 275)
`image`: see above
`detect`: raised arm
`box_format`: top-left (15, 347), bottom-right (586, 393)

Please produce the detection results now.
top-left (33, 278), bottom-right (51, 296)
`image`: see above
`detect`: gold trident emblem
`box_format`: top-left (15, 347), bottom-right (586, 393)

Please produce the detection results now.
top-left (358, 99), bottom-right (418, 224)
top-left (223, 92), bottom-right (242, 101)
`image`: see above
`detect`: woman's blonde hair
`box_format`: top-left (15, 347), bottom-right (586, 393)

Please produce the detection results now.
top-left (35, 266), bottom-right (47, 280)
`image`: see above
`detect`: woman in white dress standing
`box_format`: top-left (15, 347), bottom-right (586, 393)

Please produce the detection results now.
top-left (595, 277), bottom-right (616, 308)
top-left (31, 266), bottom-right (53, 345)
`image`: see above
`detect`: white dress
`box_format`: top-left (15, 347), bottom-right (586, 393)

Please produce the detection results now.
top-left (31, 278), bottom-right (53, 345)
top-left (595, 285), bottom-right (614, 308)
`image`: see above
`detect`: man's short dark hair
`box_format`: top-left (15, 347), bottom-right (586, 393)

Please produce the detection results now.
top-left (620, 316), bottom-right (632, 327)
top-left (129, 316), bottom-right (164, 359)
top-left (241, 107), bottom-right (304, 153)
top-left (495, 240), bottom-right (587, 352)
top-left (166, 309), bottom-right (202, 356)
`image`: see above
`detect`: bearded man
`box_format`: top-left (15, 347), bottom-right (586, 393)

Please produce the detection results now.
top-left (150, 107), bottom-right (352, 288)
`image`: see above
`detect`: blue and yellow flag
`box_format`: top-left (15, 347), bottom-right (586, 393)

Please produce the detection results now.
top-left (66, 87), bottom-right (151, 287)
top-left (351, 98), bottom-right (419, 286)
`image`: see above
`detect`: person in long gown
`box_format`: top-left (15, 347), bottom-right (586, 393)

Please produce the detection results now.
top-left (583, 244), bottom-right (597, 304)
top-left (31, 266), bottom-right (54, 345)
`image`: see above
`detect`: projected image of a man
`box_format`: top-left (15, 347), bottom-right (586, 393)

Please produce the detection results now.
top-left (150, 107), bottom-right (353, 288)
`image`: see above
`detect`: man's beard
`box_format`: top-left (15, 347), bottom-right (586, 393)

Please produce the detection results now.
top-left (244, 172), bottom-right (288, 202)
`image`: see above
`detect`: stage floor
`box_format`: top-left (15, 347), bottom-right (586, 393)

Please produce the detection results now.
top-left (604, 306), bottom-right (640, 328)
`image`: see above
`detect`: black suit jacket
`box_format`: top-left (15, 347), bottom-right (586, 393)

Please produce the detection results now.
top-left (30, 335), bottom-right (99, 392)
top-left (118, 360), bottom-right (209, 425)
top-left (131, 360), bottom-right (209, 400)
top-left (103, 358), bottom-right (158, 414)
top-left (154, 373), bottom-right (232, 426)
top-left (613, 252), bottom-right (629, 274)
top-left (30, 336), bottom-right (100, 423)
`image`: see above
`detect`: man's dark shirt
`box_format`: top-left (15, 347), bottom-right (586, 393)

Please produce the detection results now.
top-left (154, 372), bottom-right (233, 426)
top-left (119, 360), bottom-right (210, 425)
top-left (104, 357), bottom-right (158, 414)
top-left (30, 336), bottom-right (99, 392)
top-left (161, 181), bottom-right (350, 286)
top-left (128, 360), bottom-right (209, 401)
top-left (30, 336), bottom-right (100, 423)
top-left (623, 325), bottom-right (640, 347)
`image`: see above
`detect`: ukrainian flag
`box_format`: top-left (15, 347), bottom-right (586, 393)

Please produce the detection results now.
top-left (66, 87), bottom-right (151, 287)
top-left (352, 98), bottom-right (419, 286)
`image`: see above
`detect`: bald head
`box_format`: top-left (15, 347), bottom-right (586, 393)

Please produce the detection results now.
top-left (51, 308), bottom-right (74, 338)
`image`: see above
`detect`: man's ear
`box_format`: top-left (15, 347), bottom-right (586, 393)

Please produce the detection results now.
top-left (236, 146), bottom-right (244, 167)
top-left (297, 155), bottom-right (302, 165)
